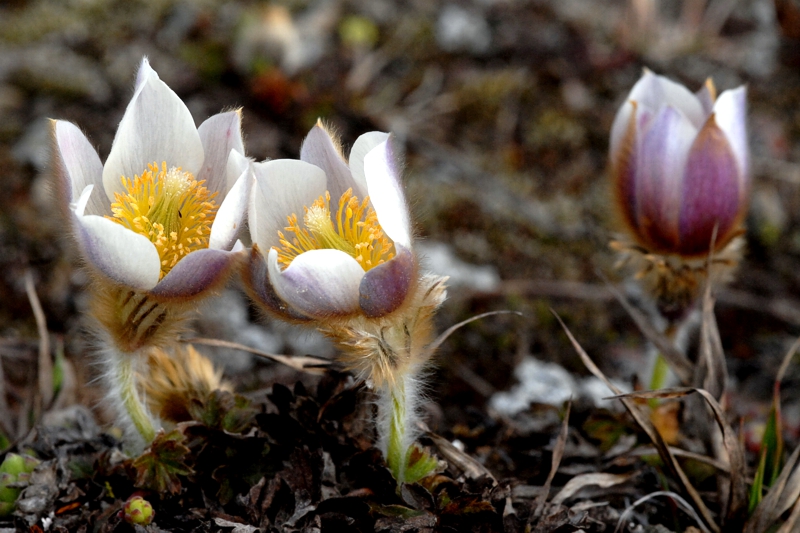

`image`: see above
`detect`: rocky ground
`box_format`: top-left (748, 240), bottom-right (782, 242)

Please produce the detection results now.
top-left (1, 0), bottom-right (800, 531)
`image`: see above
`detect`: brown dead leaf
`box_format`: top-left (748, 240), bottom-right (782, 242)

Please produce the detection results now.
top-left (610, 387), bottom-right (747, 527)
top-left (553, 310), bottom-right (720, 533)
top-left (551, 472), bottom-right (630, 506)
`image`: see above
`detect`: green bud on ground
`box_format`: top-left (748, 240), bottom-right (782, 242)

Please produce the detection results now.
top-left (122, 495), bottom-right (155, 525)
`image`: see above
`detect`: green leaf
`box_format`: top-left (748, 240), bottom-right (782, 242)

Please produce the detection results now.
top-left (187, 390), bottom-right (255, 434)
top-left (131, 428), bottom-right (194, 494)
top-left (763, 381), bottom-right (785, 485)
top-left (749, 449), bottom-right (767, 514)
top-left (403, 445), bottom-right (440, 485)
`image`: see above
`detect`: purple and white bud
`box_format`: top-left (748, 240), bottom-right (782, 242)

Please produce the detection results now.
top-left (609, 70), bottom-right (749, 257)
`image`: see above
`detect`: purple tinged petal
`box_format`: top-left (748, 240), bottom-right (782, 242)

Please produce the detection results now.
top-left (102, 58), bottom-right (203, 202)
top-left (52, 120), bottom-right (107, 216)
top-left (267, 248), bottom-right (364, 318)
top-left (678, 116), bottom-right (742, 255)
top-left (636, 105), bottom-right (698, 252)
top-left (349, 131), bottom-right (389, 199)
top-left (209, 150), bottom-right (251, 251)
top-left (300, 122), bottom-right (357, 204)
top-left (363, 137), bottom-right (412, 248)
top-left (242, 246), bottom-right (312, 321)
top-left (359, 245), bottom-right (415, 318)
top-left (197, 110), bottom-right (245, 195)
top-left (73, 213), bottom-right (161, 290)
top-left (250, 159), bottom-right (327, 253)
top-left (609, 101), bottom-right (640, 233)
top-left (713, 86), bottom-right (748, 188)
top-left (150, 248), bottom-right (239, 299)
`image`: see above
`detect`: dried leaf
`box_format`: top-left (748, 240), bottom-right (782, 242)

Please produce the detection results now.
top-left (746, 442), bottom-right (800, 533)
top-left (534, 402), bottom-right (570, 518)
top-left (551, 472), bottom-right (630, 506)
top-left (609, 387), bottom-right (748, 525)
top-left (426, 433), bottom-right (496, 482)
top-left (553, 310), bottom-right (720, 533)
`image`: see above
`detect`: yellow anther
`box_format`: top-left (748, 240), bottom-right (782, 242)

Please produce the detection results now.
top-left (107, 161), bottom-right (218, 279)
top-left (276, 188), bottom-right (394, 271)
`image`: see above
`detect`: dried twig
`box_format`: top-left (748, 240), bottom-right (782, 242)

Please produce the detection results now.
top-left (188, 338), bottom-right (330, 375)
top-left (24, 270), bottom-right (52, 409)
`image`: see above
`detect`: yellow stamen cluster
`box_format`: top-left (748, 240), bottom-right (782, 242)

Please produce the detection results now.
top-left (108, 162), bottom-right (218, 278)
top-left (276, 188), bottom-right (394, 271)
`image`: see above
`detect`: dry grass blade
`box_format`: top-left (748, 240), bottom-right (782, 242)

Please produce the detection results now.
top-left (534, 401), bottom-right (571, 518)
top-left (776, 491), bottom-right (800, 533)
top-left (698, 283), bottom-right (726, 399)
top-left (426, 310), bottom-right (522, 356)
top-left (776, 335), bottom-right (800, 385)
top-left (614, 491), bottom-right (712, 533)
top-left (610, 388), bottom-right (748, 525)
top-left (189, 338), bottom-right (330, 374)
top-left (552, 310), bottom-right (720, 533)
top-left (746, 442), bottom-right (800, 533)
top-left (551, 472), bottom-right (630, 506)
top-left (24, 270), bottom-right (52, 409)
top-left (596, 271), bottom-right (693, 383)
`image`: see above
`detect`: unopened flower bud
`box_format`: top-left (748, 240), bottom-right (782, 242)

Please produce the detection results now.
top-left (122, 495), bottom-right (154, 526)
top-left (610, 70), bottom-right (749, 257)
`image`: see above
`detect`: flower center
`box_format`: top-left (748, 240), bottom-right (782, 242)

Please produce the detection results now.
top-left (276, 188), bottom-right (394, 271)
top-left (108, 162), bottom-right (218, 278)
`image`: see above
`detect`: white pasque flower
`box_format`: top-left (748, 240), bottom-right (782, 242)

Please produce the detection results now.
top-left (51, 58), bottom-right (251, 298)
top-left (246, 122), bottom-right (415, 319)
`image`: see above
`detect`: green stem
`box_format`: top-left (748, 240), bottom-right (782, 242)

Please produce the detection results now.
top-left (648, 352), bottom-right (670, 409)
top-left (115, 353), bottom-right (156, 445)
top-left (385, 379), bottom-right (407, 483)
top-left (649, 352), bottom-right (670, 391)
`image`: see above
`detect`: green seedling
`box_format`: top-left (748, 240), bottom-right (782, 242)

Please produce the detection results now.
top-left (0, 453), bottom-right (40, 517)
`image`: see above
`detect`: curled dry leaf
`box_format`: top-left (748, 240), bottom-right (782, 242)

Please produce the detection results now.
top-left (551, 472), bottom-right (631, 506)
top-left (609, 387), bottom-right (748, 526)
top-left (553, 309), bottom-right (720, 533)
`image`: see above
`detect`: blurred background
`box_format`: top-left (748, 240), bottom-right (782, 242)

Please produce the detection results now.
top-left (1, 0), bottom-right (800, 458)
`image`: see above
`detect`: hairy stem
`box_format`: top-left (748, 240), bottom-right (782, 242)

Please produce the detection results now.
top-left (107, 346), bottom-right (156, 451)
top-left (386, 379), bottom-right (408, 482)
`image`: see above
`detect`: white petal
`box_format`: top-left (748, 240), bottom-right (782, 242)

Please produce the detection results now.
top-left (300, 123), bottom-right (357, 204)
top-left (609, 100), bottom-right (635, 162)
top-left (250, 159), bottom-right (327, 253)
top-left (102, 58), bottom-right (203, 202)
top-left (628, 70), bottom-right (705, 128)
top-left (209, 151), bottom-right (251, 251)
top-left (363, 138), bottom-right (411, 248)
top-left (713, 86), bottom-right (748, 186)
top-left (53, 120), bottom-right (107, 216)
top-left (74, 185), bottom-right (93, 216)
top-left (74, 214), bottom-right (161, 290)
top-left (267, 248), bottom-right (363, 318)
top-left (349, 131), bottom-right (389, 199)
top-left (197, 110), bottom-right (245, 195)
